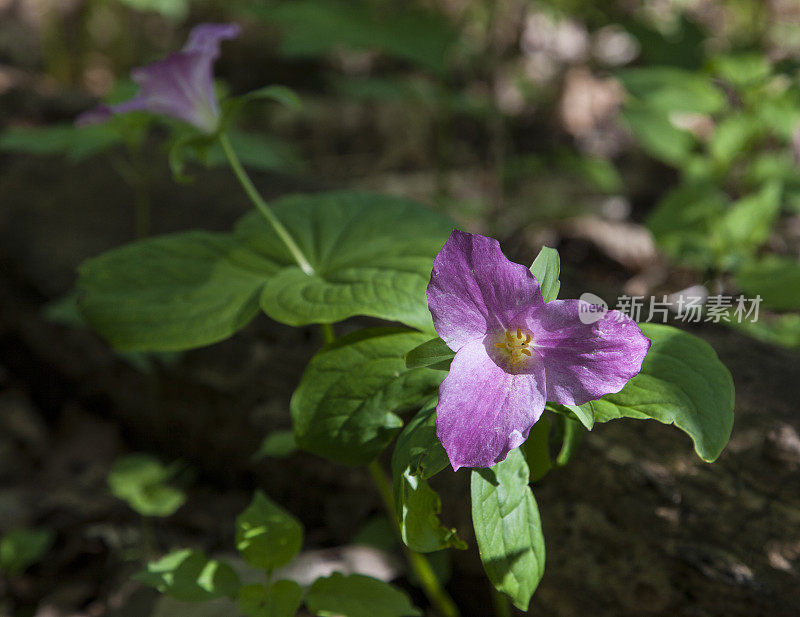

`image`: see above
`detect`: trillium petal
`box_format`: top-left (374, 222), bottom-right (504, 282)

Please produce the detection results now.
top-left (427, 230), bottom-right (545, 351)
top-left (528, 300), bottom-right (651, 405)
top-left (75, 22), bottom-right (239, 132)
top-left (75, 99), bottom-right (148, 127)
top-left (183, 23), bottom-right (241, 57)
top-left (436, 338), bottom-right (547, 470)
top-left (131, 52), bottom-right (219, 132)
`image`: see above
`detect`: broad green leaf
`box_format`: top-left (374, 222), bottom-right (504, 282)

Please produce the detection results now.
top-left (78, 232), bottom-right (276, 351)
top-left (236, 491), bottom-right (303, 572)
top-left (736, 256), bottom-right (800, 311)
top-left (471, 449), bottom-right (545, 611)
top-left (78, 192), bottom-right (453, 351)
top-left (253, 430), bottom-right (297, 460)
top-left (291, 328), bottom-right (443, 465)
top-left (0, 529), bottom-right (55, 576)
top-left (391, 404), bottom-right (465, 552)
top-left (622, 107), bottom-right (696, 165)
top-left (107, 454), bottom-right (185, 517)
top-left (589, 324), bottom-right (734, 462)
top-left (305, 573), bottom-right (422, 617)
top-left (404, 337), bottom-right (454, 370)
top-left (618, 67), bottom-right (726, 114)
top-left (529, 247), bottom-right (561, 303)
top-left (238, 581), bottom-right (303, 617)
top-left (134, 550), bottom-right (240, 601)
top-left (239, 191), bottom-right (454, 332)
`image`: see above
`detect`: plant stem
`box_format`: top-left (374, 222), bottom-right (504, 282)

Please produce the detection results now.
top-left (366, 460), bottom-right (461, 617)
top-left (319, 323), bottom-right (335, 344)
top-left (491, 588), bottom-right (512, 617)
top-left (218, 132), bottom-right (314, 275)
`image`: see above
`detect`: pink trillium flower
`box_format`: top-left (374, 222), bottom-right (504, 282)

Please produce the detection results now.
top-left (427, 230), bottom-right (651, 470)
top-left (76, 23), bottom-right (240, 133)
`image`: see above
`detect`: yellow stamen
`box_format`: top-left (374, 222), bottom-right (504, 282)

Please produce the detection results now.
top-left (495, 328), bottom-right (535, 366)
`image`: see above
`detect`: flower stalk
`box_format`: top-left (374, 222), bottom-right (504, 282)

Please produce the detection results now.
top-left (218, 132), bottom-right (314, 275)
top-left (366, 460), bottom-right (461, 617)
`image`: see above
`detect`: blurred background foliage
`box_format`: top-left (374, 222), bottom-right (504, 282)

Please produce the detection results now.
top-left (2, 1), bottom-right (800, 616)
top-left (2, 0), bottom-right (798, 348)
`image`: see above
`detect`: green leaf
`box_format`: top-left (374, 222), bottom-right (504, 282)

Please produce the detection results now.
top-left (78, 232), bottom-right (276, 351)
top-left (224, 85), bottom-right (302, 117)
top-left (261, 0), bottom-right (456, 74)
top-left (709, 113), bottom-right (758, 166)
top-left (589, 324), bottom-right (734, 462)
top-left (713, 53), bottom-right (771, 88)
top-left (253, 430), bottom-right (297, 461)
top-left (238, 581), bottom-right (303, 617)
top-left (134, 550), bottom-right (240, 601)
top-left (291, 328), bottom-right (443, 465)
top-left (404, 337), bottom-right (454, 370)
top-left (622, 107), bottom-right (696, 165)
top-left (717, 181), bottom-right (782, 260)
top-left (391, 404), bottom-right (466, 552)
top-left (647, 183), bottom-right (729, 268)
top-left (547, 403), bottom-right (594, 431)
top-left (305, 573), bottom-right (422, 617)
top-left (0, 529), bottom-right (55, 576)
top-left (235, 491), bottom-right (303, 572)
top-left (78, 192), bottom-right (453, 351)
top-left (240, 191), bottom-right (454, 332)
top-left (618, 67), bottom-right (726, 114)
top-left (471, 449), bottom-right (545, 611)
top-left (756, 86), bottom-right (800, 139)
top-left (736, 256), bottom-right (800, 311)
top-left (529, 247), bottom-right (561, 303)
top-left (107, 454), bottom-right (185, 517)
top-left (726, 312), bottom-right (800, 348)
top-left (115, 0), bottom-right (189, 19)
top-left (0, 124), bottom-right (119, 161)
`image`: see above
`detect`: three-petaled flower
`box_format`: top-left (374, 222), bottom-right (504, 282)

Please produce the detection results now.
top-left (76, 23), bottom-right (240, 133)
top-left (427, 230), bottom-right (651, 470)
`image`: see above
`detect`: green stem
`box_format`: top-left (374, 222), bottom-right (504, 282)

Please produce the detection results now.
top-left (491, 588), bottom-right (512, 617)
top-left (319, 323), bottom-right (335, 344)
top-left (218, 133), bottom-right (314, 276)
top-left (366, 460), bottom-right (461, 617)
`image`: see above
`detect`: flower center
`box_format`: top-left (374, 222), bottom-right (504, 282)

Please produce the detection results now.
top-left (494, 328), bottom-right (533, 365)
